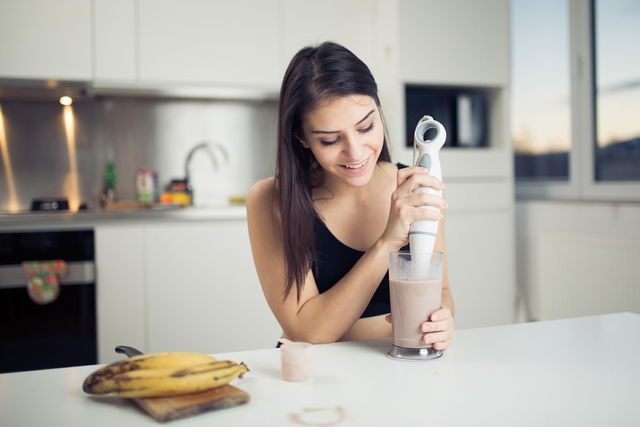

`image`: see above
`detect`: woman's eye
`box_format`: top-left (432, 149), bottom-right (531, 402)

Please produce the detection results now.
top-left (320, 137), bottom-right (339, 146)
top-left (358, 122), bottom-right (375, 133)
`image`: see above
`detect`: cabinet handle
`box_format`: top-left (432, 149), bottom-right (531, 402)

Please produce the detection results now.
top-left (0, 261), bottom-right (95, 288)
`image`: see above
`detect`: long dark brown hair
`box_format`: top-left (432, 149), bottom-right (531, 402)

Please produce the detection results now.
top-left (276, 42), bottom-right (391, 301)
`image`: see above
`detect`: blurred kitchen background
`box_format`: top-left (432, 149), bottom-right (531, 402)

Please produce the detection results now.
top-left (0, 97), bottom-right (278, 209)
top-left (0, 0), bottom-right (638, 371)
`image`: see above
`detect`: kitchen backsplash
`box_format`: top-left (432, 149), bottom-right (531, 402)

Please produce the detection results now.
top-left (0, 96), bottom-right (278, 211)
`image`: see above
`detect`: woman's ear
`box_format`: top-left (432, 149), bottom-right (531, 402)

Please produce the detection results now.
top-left (297, 135), bottom-right (309, 149)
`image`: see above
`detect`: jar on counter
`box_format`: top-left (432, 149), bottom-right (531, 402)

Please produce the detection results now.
top-left (136, 167), bottom-right (158, 204)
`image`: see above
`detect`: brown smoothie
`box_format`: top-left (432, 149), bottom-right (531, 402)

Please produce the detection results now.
top-left (389, 279), bottom-right (442, 348)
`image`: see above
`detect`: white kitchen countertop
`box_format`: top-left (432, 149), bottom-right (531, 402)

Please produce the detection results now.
top-left (1, 312), bottom-right (638, 426)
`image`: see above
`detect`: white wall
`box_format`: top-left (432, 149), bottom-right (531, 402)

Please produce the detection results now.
top-left (516, 200), bottom-right (640, 322)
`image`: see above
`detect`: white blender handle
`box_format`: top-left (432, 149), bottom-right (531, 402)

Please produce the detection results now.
top-left (409, 116), bottom-right (446, 256)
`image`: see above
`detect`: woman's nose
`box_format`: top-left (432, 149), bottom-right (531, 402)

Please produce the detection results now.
top-left (342, 133), bottom-right (364, 159)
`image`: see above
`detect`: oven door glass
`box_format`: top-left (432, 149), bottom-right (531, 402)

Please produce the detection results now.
top-left (0, 282), bottom-right (97, 373)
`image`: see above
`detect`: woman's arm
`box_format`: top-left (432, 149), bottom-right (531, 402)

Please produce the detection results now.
top-left (247, 178), bottom-right (393, 343)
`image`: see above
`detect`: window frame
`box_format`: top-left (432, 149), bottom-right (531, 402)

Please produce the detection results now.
top-left (515, 0), bottom-right (640, 202)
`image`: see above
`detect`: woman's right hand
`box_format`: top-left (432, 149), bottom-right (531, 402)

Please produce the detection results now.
top-left (379, 166), bottom-right (447, 251)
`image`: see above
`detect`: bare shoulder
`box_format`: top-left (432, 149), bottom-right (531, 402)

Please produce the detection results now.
top-left (246, 177), bottom-right (281, 242)
top-left (248, 177), bottom-right (276, 199)
top-left (247, 177), bottom-right (277, 213)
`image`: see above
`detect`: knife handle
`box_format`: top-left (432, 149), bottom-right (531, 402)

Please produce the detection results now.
top-left (115, 345), bottom-right (144, 357)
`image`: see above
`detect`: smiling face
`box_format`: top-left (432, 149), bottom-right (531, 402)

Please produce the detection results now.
top-left (300, 95), bottom-right (384, 189)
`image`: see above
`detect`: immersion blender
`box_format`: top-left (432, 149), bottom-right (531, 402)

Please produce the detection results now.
top-left (409, 116), bottom-right (446, 269)
top-left (386, 116), bottom-right (446, 361)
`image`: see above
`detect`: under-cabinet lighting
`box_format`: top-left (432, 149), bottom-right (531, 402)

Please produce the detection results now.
top-left (59, 96), bottom-right (73, 106)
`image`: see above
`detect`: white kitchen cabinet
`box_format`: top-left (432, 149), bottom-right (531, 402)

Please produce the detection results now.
top-left (95, 0), bottom-right (378, 87)
top-left (0, 0), bottom-right (385, 88)
top-left (143, 220), bottom-right (281, 354)
top-left (93, 0), bottom-right (137, 82)
top-left (137, 0), bottom-right (281, 87)
top-left (438, 160), bottom-right (516, 329)
top-left (0, 0), bottom-right (92, 80)
top-left (444, 182), bottom-right (516, 328)
top-left (397, 0), bottom-right (510, 86)
top-left (281, 0), bottom-right (377, 76)
top-left (95, 225), bottom-right (146, 364)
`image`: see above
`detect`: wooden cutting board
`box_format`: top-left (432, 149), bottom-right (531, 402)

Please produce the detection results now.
top-left (131, 384), bottom-right (250, 423)
top-left (109, 346), bottom-right (249, 422)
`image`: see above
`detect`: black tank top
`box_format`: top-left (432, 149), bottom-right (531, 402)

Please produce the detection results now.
top-left (310, 164), bottom-right (408, 318)
top-left (311, 216), bottom-right (392, 318)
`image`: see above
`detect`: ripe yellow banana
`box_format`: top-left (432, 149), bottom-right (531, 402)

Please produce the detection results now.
top-left (98, 360), bottom-right (248, 398)
top-left (83, 352), bottom-right (218, 395)
top-left (83, 355), bottom-right (249, 398)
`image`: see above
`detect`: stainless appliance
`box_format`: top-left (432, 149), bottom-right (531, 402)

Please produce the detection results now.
top-left (0, 229), bottom-right (96, 373)
top-left (405, 84), bottom-right (489, 149)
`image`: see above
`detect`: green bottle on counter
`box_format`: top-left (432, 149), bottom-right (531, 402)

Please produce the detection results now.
top-left (100, 160), bottom-right (117, 208)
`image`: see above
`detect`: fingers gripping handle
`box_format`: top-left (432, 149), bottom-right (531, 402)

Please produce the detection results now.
top-left (410, 116), bottom-right (446, 255)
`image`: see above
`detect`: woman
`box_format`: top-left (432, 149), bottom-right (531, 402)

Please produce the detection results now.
top-left (247, 42), bottom-right (454, 350)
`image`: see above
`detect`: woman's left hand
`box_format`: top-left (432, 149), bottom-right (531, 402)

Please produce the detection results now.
top-left (421, 307), bottom-right (454, 351)
top-left (384, 306), bottom-right (455, 351)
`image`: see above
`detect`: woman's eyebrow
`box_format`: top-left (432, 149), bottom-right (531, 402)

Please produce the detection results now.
top-left (311, 109), bottom-right (376, 134)
top-left (355, 109), bottom-right (376, 126)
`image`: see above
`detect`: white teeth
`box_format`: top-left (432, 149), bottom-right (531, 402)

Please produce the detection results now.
top-left (344, 160), bottom-right (366, 169)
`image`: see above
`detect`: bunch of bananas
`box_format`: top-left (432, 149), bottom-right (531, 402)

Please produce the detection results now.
top-left (83, 352), bottom-right (249, 398)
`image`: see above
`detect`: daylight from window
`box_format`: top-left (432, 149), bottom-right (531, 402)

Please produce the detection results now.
top-left (594, 0), bottom-right (640, 180)
top-left (511, 0), bottom-right (571, 180)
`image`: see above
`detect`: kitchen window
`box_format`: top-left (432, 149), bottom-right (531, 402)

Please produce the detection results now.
top-left (512, 0), bottom-right (640, 201)
top-left (512, 0), bottom-right (571, 182)
top-left (593, 0), bottom-right (640, 182)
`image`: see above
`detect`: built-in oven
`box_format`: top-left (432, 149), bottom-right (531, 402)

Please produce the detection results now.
top-left (0, 229), bottom-right (97, 373)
